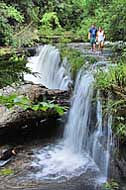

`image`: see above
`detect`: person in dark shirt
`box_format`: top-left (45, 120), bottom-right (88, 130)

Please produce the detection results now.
top-left (88, 24), bottom-right (97, 52)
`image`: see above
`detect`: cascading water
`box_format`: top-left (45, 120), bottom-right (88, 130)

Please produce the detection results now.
top-left (27, 45), bottom-right (113, 187)
top-left (64, 70), bottom-right (94, 153)
top-left (30, 68), bottom-right (96, 180)
top-left (30, 65), bottom-right (112, 184)
top-left (90, 91), bottom-right (113, 181)
top-left (24, 45), bottom-right (72, 90)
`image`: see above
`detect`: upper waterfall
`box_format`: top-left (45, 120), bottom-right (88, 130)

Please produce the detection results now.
top-left (24, 45), bottom-right (72, 90)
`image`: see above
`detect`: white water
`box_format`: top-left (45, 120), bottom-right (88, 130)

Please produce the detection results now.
top-left (30, 68), bottom-right (98, 180)
top-left (24, 45), bottom-right (72, 90)
top-left (31, 142), bottom-right (95, 180)
top-left (90, 91), bottom-right (112, 181)
top-left (64, 70), bottom-right (94, 153)
top-left (28, 47), bottom-right (112, 183)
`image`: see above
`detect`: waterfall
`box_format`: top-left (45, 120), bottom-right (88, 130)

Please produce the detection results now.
top-left (91, 91), bottom-right (113, 180)
top-left (29, 48), bottom-right (113, 184)
top-left (63, 68), bottom-right (112, 180)
top-left (24, 45), bottom-right (72, 90)
top-left (64, 70), bottom-right (94, 153)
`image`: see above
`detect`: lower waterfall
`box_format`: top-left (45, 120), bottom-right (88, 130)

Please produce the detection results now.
top-left (30, 64), bottom-right (112, 184)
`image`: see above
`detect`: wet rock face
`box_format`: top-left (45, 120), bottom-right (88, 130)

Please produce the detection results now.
top-left (110, 145), bottom-right (126, 180)
top-left (0, 83), bottom-right (70, 106)
top-left (25, 47), bottom-right (36, 56)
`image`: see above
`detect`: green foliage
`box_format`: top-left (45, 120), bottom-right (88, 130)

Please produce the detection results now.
top-left (107, 0), bottom-right (126, 41)
top-left (31, 102), bottom-right (66, 116)
top-left (60, 48), bottom-right (84, 80)
top-left (1, 0), bottom-right (126, 46)
top-left (60, 47), bottom-right (97, 79)
top-left (0, 94), bottom-right (66, 116)
top-left (108, 99), bottom-right (126, 143)
top-left (112, 43), bottom-right (126, 63)
top-left (0, 2), bottom-right (24, 45)
top-left (6, 6), bottom-right (24, 23)
top-left (27, 6), bottom-right (39, 23)
top-left (13, 25), bottom-right (39, 48)
top-left (0, 94), bottom-right (31, 109)
top-left (95, 63), bottom-right (126, 90)
top-left (40, 12), bottom-right (61, 30)
top-left (76, 0), bottom-right (126, 41)
top-left (0, 168), bottom-right (14, 176)
top-left (95, 55), bottom-right (126, 143)
top-left (0, 54), bottom-right (30, 88)
top-left (59, 35), bottom-right (72, 44)
top-left (114, 121), bottom-right (126, 142)
top-left (103, 180), bottom-right (119, 190)
top-left (0, 2), bottom-right (24, 22)
top-left (39, 12), bottom-right (63, 42)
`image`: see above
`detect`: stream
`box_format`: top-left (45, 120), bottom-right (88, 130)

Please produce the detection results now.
top-left (0, 43), bottom-right (114, 190)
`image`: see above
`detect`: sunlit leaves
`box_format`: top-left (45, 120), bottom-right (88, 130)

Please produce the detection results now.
top-left (96, 63), bottom-right (126, 90)
top-left (41, 12), bottom-right (61, 29)
top-left (0, 2), bottom-right (24, 45)
top-left (0, 94), bottom-right (66, 116)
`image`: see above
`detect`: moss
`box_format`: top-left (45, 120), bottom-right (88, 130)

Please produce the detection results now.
top-left (60, 47), bottom-right (96, 80)
top-left (0, 168), bottom-right (14, 176)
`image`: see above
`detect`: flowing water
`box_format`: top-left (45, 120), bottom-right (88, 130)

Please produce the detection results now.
top-left (24, 45), bottom-right (72, 90)
top-left (25, 45), bottom-right (113, 188)
top-left (63, 70), bottom-right (94, 154)
top-left (90, 91), bottom-right (113, 182)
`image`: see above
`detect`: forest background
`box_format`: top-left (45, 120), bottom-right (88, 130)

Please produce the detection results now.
top-left (0, 0), bottom-right (126, 47)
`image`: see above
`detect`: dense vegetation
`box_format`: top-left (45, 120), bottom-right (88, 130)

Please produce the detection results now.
top-left (0, 0), bottom-right (126, 46)
top-left (0, 53), bottom-right (30, 88)
top-left (60, 47), bottom-right (97, 80)
top-left (95, 44), bottom-right (126, 144)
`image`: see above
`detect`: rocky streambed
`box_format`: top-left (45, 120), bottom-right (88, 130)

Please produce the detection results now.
top-left (0, 139), bottom-right (103, 190)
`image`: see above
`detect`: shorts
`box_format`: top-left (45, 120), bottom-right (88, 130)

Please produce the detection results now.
top-left (98, 37), bottom-right (104, 43)
top-left (90, 37), bottom-right (96, 45)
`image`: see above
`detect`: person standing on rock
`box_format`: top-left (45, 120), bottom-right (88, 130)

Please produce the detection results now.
top-left (88, 24), bottom-right (97, 52)
top-left (97, 27), bottom-right (105, 53)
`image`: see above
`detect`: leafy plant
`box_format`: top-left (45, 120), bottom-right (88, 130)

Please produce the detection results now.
top-left (103, 180), bottom-right (119, 190)
top-left (40, 12), bottom-right (61, 30)
top-left (0, 94), bottom-right (31, 109)
top-left (95, 63), bottom-right (126, 90)
top-left (0, 94), bottom-right (66, 116)
top-left (0, 2), bottom-right (24, 45)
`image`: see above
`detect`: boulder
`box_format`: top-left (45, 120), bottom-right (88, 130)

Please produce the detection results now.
top-left (0, 83), bottom-right (70, 142)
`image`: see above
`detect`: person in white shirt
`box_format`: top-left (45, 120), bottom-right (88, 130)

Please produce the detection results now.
top-left (97, 27), bottom-right (105, 53)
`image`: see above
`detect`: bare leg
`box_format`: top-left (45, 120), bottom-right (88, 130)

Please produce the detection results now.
top-left (98, 42), bottom-right (103, 53)
top-left (98, 43), bottom-right (100, 51)
top-left (91, 43), bottom-right (93, 51)
top-left (101, 41), bottom-right (104, 53)
top-left (93, 43), bottom-right (96, 52)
